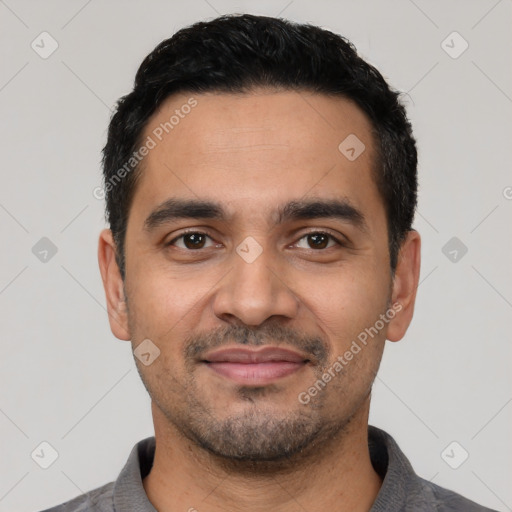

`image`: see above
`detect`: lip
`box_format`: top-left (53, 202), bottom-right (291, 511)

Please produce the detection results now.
top-left (203, 346), bottom-right (308, 364)
top-left (201, 346), bottom-right (309, 385)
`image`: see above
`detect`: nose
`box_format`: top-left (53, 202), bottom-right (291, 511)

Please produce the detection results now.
top-left (212, 243), bottom-right (299, 327)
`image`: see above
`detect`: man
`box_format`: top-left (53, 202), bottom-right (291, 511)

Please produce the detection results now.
top-left (41, 13), bottom-right (496, 512)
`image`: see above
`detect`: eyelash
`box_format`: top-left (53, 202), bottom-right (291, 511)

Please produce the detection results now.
top-left (166, 229), bottom-right (345, 251)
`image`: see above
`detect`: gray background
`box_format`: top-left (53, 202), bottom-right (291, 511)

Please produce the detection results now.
top-left (1, 0), bottom-right (511, 510)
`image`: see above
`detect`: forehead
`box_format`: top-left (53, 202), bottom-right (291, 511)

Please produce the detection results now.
top-left (133, 89), bottom-right (382, 224)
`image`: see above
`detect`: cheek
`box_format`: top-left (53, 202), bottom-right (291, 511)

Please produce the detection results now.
top-left (127, 264), bottom-right (198, 319)
top-left (125, 267), bottom-right (219, 369)
top-left (301, 266), bottom-right (390, 341)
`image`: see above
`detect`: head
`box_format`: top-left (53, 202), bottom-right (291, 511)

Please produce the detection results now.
top-left (98, 14), bottom-right (420, 465)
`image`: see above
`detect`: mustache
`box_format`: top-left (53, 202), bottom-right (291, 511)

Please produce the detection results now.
top-left (183, 323), bottom-right (330, 366)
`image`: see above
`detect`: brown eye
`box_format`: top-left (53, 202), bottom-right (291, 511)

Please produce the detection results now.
top-left (307, 233), bottom-right (329, 249)
top-left (296, 232), bottom-right (339, 250)
top-left (170, 232), bottom-right (214, 250)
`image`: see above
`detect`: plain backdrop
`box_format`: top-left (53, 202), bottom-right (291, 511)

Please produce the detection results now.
top-left (1, 1), bottom-right (511, 511)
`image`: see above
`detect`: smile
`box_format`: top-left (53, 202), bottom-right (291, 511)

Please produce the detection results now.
top-left (202, 346), bottom-right (309, 385)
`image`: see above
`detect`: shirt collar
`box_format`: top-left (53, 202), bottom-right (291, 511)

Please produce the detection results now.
top-left (113, 436), bottom-right (157, 511)
top-left (112, 426), bottom-right (416, 511)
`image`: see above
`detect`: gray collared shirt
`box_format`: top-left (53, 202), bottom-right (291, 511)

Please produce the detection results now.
top-left (40, 426), bottom-right (497, 511)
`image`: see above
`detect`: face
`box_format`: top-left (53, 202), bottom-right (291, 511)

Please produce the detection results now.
top-left (99, 89), bottom-right (420, 463)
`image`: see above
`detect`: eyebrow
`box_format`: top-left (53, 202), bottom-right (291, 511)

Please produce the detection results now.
top-left (143, 197), bottom-right (368, 233)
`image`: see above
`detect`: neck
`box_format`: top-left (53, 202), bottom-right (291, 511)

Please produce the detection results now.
top-left (143, 398), bottom-right (382, 512)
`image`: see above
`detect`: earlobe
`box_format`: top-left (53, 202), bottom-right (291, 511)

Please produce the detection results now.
top-left (97, 229), bottom-right (131, 341)
top-left (386, 230), bottom-right (421, 342)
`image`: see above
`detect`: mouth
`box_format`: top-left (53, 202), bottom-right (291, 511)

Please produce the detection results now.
top-left (201, 346), bottom-right (310, 385)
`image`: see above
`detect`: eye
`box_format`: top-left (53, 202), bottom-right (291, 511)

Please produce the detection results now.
top-left (167, 230), bottom-right (343, 252)
top-left (168, 231), bottom-right (216, 250)
top-left (295, 232), bottom-right (341, 250)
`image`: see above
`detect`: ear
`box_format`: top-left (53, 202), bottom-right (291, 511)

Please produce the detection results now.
top-left (98, 229), bottom-right (131, 341)
top-left (386, 230), bottom-right (421, 342)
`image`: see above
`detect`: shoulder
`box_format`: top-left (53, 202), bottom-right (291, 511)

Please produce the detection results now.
top-left (37, 481), bottom-right (114, 512)
top-left (368, 425), bottom-right (498, 512)
top-left (415, 477), bottom-right (499, 511)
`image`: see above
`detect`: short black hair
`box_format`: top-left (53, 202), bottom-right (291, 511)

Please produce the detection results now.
top-left (102, 13), bottom-right (417, 279)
